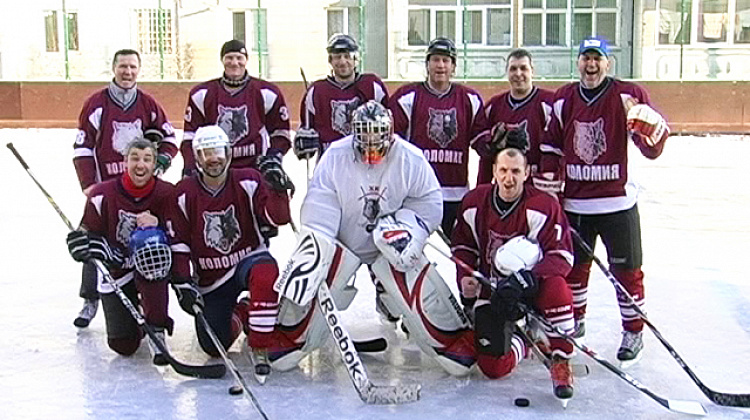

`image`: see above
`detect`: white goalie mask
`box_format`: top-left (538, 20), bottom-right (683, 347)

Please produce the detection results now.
top-left (193, 125), bottom-right (232, 178)
top-left (493, 236), bottom-right (542, 277)
top-left (351, 101), bottom-right (393, 165)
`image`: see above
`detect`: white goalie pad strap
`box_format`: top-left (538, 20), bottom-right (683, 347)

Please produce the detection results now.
top-left (493, 236), bottom-right (542, 276)
top-left (275, 228), bottom-right (345, 306)
top-left (372, 209), bottom-right (431, 272)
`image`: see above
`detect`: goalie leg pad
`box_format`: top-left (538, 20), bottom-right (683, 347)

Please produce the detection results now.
top-left (370, 256), bottom-right (475, 376)
top-left (271, 242), bottom-right (361, 371)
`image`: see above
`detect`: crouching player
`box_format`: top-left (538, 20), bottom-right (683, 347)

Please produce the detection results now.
top-left (65, 137), bottom-right (176, 365)
top-left (272, 101), bottom-right (476, 376)
top-left (451, 132), bottom-right (576, 400)
top-left (168, 125), bottom-right (291, 383)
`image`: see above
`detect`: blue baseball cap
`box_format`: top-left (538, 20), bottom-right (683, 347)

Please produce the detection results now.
top-left (578, 37), bottom-right (609, 57)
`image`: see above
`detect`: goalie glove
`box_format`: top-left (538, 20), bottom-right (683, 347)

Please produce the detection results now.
top-left (171, 277), bottom-right (204, 316)
top-left (257, 154), bottom-right (296, 195)
top-left (627, 104), bottom-right (669, 147)
top-left (372, 209), bottom-right (430, 272)
top-left (293, 128), bottom-right (320, 160)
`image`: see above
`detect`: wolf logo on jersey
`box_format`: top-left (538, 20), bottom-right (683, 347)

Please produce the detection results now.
top-left (112, 120), bottom-right (143, 155)
top-left (359, 186), bottom-right (387, 230)
top-left (427, 108), bottom-right (458, 148)
top-left (203, 205), bottom-right (242, 255)
top-left (330, 98), bottom-right (361, 136)
top-left (217, 105), bottom-right (249, 145)
top-left (116, 210), bottom-right (138, 247)
top-left (573, 118), bottom-right (607, 165)
top-left (484, 230), bottom-right (511, 273)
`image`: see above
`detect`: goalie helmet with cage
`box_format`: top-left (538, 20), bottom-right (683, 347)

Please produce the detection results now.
top-left (351, 100), bottom-right (394, 164)
top-left (193, 125), bottom-right (231, 178)
top-left (129, 226), bottom-right (172, 281)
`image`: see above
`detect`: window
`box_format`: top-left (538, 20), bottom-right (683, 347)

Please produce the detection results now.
top-left (658, 0), bottom-right (692, 44)
top-left (698, 0), bottom-right (728, 42)
top-left (44, 11), bottom-right (58, 52)
top-left (736, 0), bottom-right (750, 42)
top-left (250, 9), bottom-right (268, 53)
top-left (136, 9), bottom-right (174, 54)
top-left (523, 0), bottom-right (619, 47)
top-left (408, 1), bottom-right (512, 46)
top-left (233, 12), bottom-right (246, 45)
top-left (327, 7), bottom-right (361, 41)
top-left (66, 12), bottom-right (79, 51)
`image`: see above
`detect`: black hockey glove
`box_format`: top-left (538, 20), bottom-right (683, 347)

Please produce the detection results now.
top-left (171, 277), bottom-right (204, 316)
top-left (490, 269), bottom-right (538, 321)
top-left (293, 128), bottom-right (320, 160)
top-left (257, 154), bottom-right (296, 194)
top-left (66, 230), bottom-right (91, 262)
top-left (88, 235), bottom-right (125, 269)
top-left (143, 128), bottom-right (164, 144)
top-left (489, 123), bottom-right (529, 155)
top-left (155, 154), bottom-right (172, 176)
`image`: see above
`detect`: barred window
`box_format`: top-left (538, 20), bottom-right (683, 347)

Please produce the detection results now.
top-left (136, 9), bottom-right (173, 54)
top-left (523, 0), bottom-right (619, 47)
top-left (408, 0), bottom-right (512, 46)
top-left (44, 11), bottom-right (58, 52)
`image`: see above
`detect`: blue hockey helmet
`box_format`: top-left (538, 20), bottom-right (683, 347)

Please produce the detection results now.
top-left (129, 226), bottom-right (172, 281)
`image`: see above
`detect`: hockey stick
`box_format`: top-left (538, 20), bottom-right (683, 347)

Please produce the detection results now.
top-left (514, 323), bottom-right (590, 377)
top-left (195, 309), bottom-right (269, 419)
top-left (571, 230), bottom-right (750, 407)
top-left (6, 142), bottom-right (226, 380)
top-left (300, 66), bottom-right (313, 184)
top-left (316, 281), bottom-right (421, 404)
top-left (426, 241), bottom-right (707, 416)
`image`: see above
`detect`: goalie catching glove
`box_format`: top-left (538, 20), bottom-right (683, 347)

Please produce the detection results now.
top-left (66, 230), bottom-right (125, 269)
top-left (293, 128), bottom-right (320, 160)
top-left (627, 104), bottom-right (669, 147)
top-left (171, 276), bottom-right (204, 316)
top-left (372, 209), bottom-right (431, 272)
top-left (257, 153), bottom-right (296, 195)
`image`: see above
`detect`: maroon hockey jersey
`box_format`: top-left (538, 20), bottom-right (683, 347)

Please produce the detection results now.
top-left (478, 87), bottom-right (554, 184)
top-left (389, 82), bottom-right (490, 202)
top-left (182, 77), bottom-right (292, 172)
top-left (73, 88), bottom-right (177, 190)
top-left (451, 184), bottom-right (573, 297)
top-left (169, 168), bottom-right (290, 291)
top-left (540, 78), bottom-right (666, 214)
top-left (300, 73), bottom-right (388, 147)
top-left (80, 177), bottom-right (176, 279)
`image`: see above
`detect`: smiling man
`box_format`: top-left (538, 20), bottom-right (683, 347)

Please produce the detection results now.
top-left (540, 37), bottom-right (671, 365)
top-left (293, 34), bottom-right (388, 161)
top-left (479, 49), bottom-right (555, 186)
top-left (181, 40), bottom-right (291, 176)
top-left (389, 37), bottom-right (490, 239)
top-left (71, 49), bottom-right (177, 328)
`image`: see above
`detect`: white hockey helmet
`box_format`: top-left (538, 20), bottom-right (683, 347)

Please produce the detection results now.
top-left (493, 236), bottom-right (542, 276)
top-left (351, 101), bottom-right (393, 164)
top-left (193, 125), bottom-right (231, 178)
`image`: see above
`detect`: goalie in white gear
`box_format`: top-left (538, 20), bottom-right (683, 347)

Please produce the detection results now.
top-left (273, 101), bottom-right (476, 375)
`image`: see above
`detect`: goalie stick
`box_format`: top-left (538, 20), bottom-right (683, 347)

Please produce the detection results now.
top-left (317, 281), bottom-right (421, 404)
top-left (426, 241), bottom-right (707, 416)
top-left (572, 229), bottom-right (750, 408)
top-left (6, 142), bottom-right (226, 380)
top-left (195, 309), bottom-right (269, 420)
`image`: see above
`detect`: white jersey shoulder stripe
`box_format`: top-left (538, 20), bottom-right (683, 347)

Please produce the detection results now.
top-left (88, 107), bottom-right (103, 131)
top-left (261, 88), bottom-right (278, 114)
top-left (525, 208), bottom-right (549, 242)
top-left (191, 89), bottom-right (208, 118)
top-left (90, 194), bottom-right (105, 216)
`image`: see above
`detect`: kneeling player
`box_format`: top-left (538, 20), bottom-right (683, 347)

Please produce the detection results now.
top-left (65, 138), bottom-right (176, 365)
top-left (168, 125), bottom-right (292, 383)
top-left (452, 133), bottom-right (576, 400)
top-left (272, 101), bottom-right (476, 376)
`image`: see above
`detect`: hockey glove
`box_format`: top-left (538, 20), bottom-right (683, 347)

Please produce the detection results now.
top-left (171, 277), bottom-right (204, 316)
top-left (490, 269), bottom-right (537, 321)
top-left (88, 235), bottom-right (125, 269)
top-left (155, 154), bottom-right (172, 176)
top-left (66, 230), bottom-right (91, 262)
top-left (143, 128), bottom-right (164, 144)
top-left (257, 154), bottom-right (296, 194)
top-left (293, 128), bottom-right (320, 160)
top-left (627, 104), bottom-right (669, 147)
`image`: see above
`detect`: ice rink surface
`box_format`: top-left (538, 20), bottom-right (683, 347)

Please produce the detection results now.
top-left (1, 129), bottom-right (750, 420)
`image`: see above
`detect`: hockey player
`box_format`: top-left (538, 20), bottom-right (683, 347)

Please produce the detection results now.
top-left (66, 138), bottom-right (176, 365)
top-left (181, 40), bottom-right (292, 178)
top-left (389, 37), bottom-right (490, 238)
top-left (72, 48), bottom-right (177, 328)
top-left (479, 49), bottom-right (555, 187)
top-left (452, 130), bottom-right (576, 399)
top-left (293, 33), bottom-right (389, 160)
top-left (540, 37), bottom-right (669, 364)
top-left (273, 101), bottom-right (476, 376)
top-left (168, 125), bottom-right (292, 383)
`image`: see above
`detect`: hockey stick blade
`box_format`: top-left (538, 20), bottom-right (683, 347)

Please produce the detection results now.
top-left (354, 338), bottom-right (387, 353)
top-left (317, 282), bottom-right (421, 404)
top-left (7, 144), bottom-right (225, 380)
top-left (572, 230), bottom-right (750, 408)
